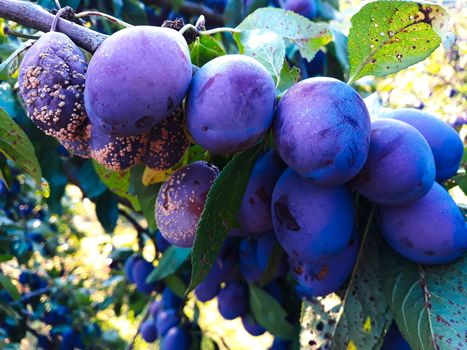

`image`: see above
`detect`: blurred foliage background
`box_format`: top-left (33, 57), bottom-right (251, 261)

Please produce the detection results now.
top-left (0, 0), bottom-right (465, 349)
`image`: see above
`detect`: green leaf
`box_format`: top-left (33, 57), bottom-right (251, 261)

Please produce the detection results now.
top-left (164, 274), bottom-right (188, 299)
top-left (93, 161), bottom-right (140, 210)
top-left (200, 335), bottom-right (217, 350)
top-left (0, 83), bottom-right (18, 118)
top-left (328, 27), bottom-right (349, 74)
top-left (130, 165), bottom-right (159, 231)
top-left (146, 246), bottom-right (191, 283)
top-left (276, 61), bottom-right (300, 95)
top-left (249, 283), bottom-right (294, 339)
top-left (0, 273), bottom-right (20, 301)
top-left (453, 174), bottom-right (467, 196)
top-left (0, 108), bottom-right (43, 189)
top-left (224, 0), bottom-right (244, 27)
top-left (121, 0), bottom-right (147, 25)
top-left (233, 29), bottom-right (285, 81)
top-left (187, 144), bottom-right (262, 292)
top-left (237, 8), bottom-right (332, 61)
top-left (0, 255), bottom-right (13, 262)
top-left (0, 42), bottom-right (31, 78)
top-left (384, 250), bottom-right (467, 350)
top-left (95, 190), bottom-right (119, 233)
top-left (77, 160), bottom-right (107, 199)
top-left (190, 36), bottom-right (226, 67)
top-left (348, 1), bottom-right (454, 83)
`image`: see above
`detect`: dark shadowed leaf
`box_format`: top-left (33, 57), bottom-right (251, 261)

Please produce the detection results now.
top-left (0, 273), bottom-right (20, 301)
top-left (237, 8), bottom-right (332, 60)
top-left (164, 274), bottom-right (188, 298)
top-left (146, 246), bottom-right (191, 283)
top-left (77, 160), bottom-right (107, 199)
top-left (383, 249), bottom-right (467, 350)
top-left (348, 1), bottom-right (454, 83)
top-left (249, 283), bottom-right (294, 339)
top-left (95, 190), bottom-right (119, 233)
top-left (187, 144), bottom-right (262, 292)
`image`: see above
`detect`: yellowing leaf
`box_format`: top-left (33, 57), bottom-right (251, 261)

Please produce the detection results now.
top-left (142, 167), bottom-right (176, 186)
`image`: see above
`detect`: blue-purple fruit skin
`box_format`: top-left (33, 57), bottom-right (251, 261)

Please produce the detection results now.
top-left (194, 279), bottom-right (220, 302)
top-left (156, 161), bottom-right (219, 247)
top-left (156, 309), bottom-right (180, 337)
top-left (186, 55), bottom-right (276, 154)
top-left (271, 168), bottom-right (355, 262)
top-left (132, 258), bottom-right (157, 294)
top-left (273, 77), bottom-right (371, 186)
top-left (85, 26), bottom-right (192, 136)
top-left (160, 327), bottom-right (190, 350)
top-left (285, 0), bottom-right (317, 19)
top-left (256, 232), bottom-right (288, 278)
top-left (90, 126), bottom-right (147, 171)
top-left (142, 107), bottom-right (190, 170)
top-left (149, 299), bottom-right (162, 317)
top-left (351, 119), bottom-right (435, 206)
top-left (217, 282), bottom-right (248, 320)
top-left (290, 234), bottom-right (358, 297)
top-left (19, 32), bottom-right (88, 141)
top-left (162, 287), bottom-right (183, 310)
top-left (238, 150), bottom-right (287, 233)
top-left (124, 255), bottom-right (141, 283)
top-left (381, 322), bottom-right (412, 350)
top-left (155, 230), bottom-right (171, 253)
top-left (140, 319), bottom-right (158, 343)
top-left (378, 182), bottom-right (467, 264)
top-left (382, 108), bottom-right (464, 182)
top-left (59, 121), bottom-right (91, 158)
top-left (242, 314), bottom-right (266, 336)
top-left (239, 238), bottom-right (262, 283)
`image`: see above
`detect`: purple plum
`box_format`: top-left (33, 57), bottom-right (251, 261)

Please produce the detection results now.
top-left (160, 326), bottom-right (190, 350)
top-left (352, 119), bottom-right (435, 206)
top-left (382, 108), bottom-right (464, 181)
top-left (285, 0), bottom-right (317, 19)
top-left (19, 32), bottom-right (88, 140)
top-left (378, 182), bottom-right (467, 264)
top-left (132, 258), bottom-right (158, 294)
top-left (217, 282), bottom-right (248, 320)
top-left (85, 26), bottom-right (192, 136)
top-left (242, 314), bottom-right (266, 336)
top-left (239, 238), bottom-right (262, 283)
top-left (238, 150), bottom-right (286, 233)
top-left (273, 77), bottom-right (371, 186)
top-left (156, 309), bottom-right (180, 337)
top-left (140, 319), bottom-right (158, 343)
top-left (156, 161), bottom-right (219, 247)
top-left (271, 168), bottom-right (355, 262)
top-left (186, 55), bottom-right (276, 154)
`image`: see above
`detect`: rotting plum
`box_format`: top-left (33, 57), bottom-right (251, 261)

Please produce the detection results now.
top-left (18, 32), bottom-right (88, 141)
top-left (160, 326), bottom-right (190, 350)
top-left (186, 55), bottom-right (276, 154)
top-left (351, 119), bottom-right (435, 206)
top-left (242, 314), bottom-right (266, 336)
top-left (132, 258), bottom-right (158, 294)
top-left (156, 309), bottom-right (180, 337)
top-left (290, 233), bottom-right (358, 298)
top-left (58, 120), bottom-right (92, 158)
top-left (238, 150), bottom-right (286, 233)
top-left (142, 107), bottom-right (190, 170)
top-left (284, 0), bottom-right (317, 19)
top-left (140, 319), bottom-right (158, 343)
top-left (217, 282), bottom-right (248, 320)
top-left (382, 108), bottom-right (463, 182)
top-left (155, 161), bottom-right (219, 247)
top-left (378, 182), bottom-right (467, 264)
top-left (271, 168), bottom-right (355, 262)
top-left (90, 126), bottom-right (147, 171)
top-left (84, 26), bottom-right (192, 136)
top-left (273, 77), bottom-right (371, 186)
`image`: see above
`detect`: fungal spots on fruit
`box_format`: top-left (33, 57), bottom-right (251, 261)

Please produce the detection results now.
top-left (315, 265), bottom-right (329, 281)
top-left (399, 237), bottom-right (413, 248)
top-left (274, 196), bottom-right (300, 231)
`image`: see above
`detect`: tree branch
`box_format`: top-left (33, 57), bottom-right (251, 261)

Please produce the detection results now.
top-left (0, 0), bottom-right (107, 52)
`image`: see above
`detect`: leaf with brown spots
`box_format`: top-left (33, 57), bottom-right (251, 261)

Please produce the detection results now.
top-left (383, 249), bottom-right (467, 350)
top-left (0, 107), bottom-right (44, 192)
top-left (348, 1), bottom-right (455, 83)
top-left (187, 144), bottom-right (262, 293)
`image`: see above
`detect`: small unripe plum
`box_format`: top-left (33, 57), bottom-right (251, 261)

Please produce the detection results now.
top-left (90, 126), bottom-right (147, 171)
top-left (140, 319), bottom-right (158, 343)
top-left (160, 326), bottom-right (190, 350)
top-left (238, 150), bottom-right (286, 233)
top-left (382, 108), bottom-right (464, 181)
top-left (186, 55), bottom-right (276, 154)
top-left (352, 119), bottom-right (435, 206)
top-left (194, 279), bottom-right (220, 302)
top-left (155, 161), bottom-right (219, 247)
top-left (85, 26), bottom-right (192, 136)
top-left (217, 282), bottom-right (248, 320)
top-left (156, 309), bottom-right (180, 337)
top-left (290, 234), bottom-right (358, 298)
top-left (239, 238), bottom-right (262, 283)
top-left (285, 0), bottom-right (317, 19)
top-left (273, 77), bottom-right (371, 185)
top-left (58, 121), bottom-right (91, 158)
top-left (142, 107), bottom-right (190, 170)
top-left (378, 182), bottom-right (467, 264)
top-left (124, 255), bottom-right (141, 283)
top-left (18, 32), bottom-right (88, 140)
top-left (242, 314), bottom-right (266, 336)
top-left (271, 168), bottom-right (355, 262)
top-left (132, 258), bottom-right (158, 294)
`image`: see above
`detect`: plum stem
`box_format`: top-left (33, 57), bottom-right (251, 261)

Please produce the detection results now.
top-left (54, 0), bottom-right (62, 9)
top-left (179, 23), bottom-right (198, 36)
top-left (75, 11), bottom-right (133, 28)
top-left (200, 27), bottom-right (241, 36)
top-left (50, 7), bottom-right (68, 32)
